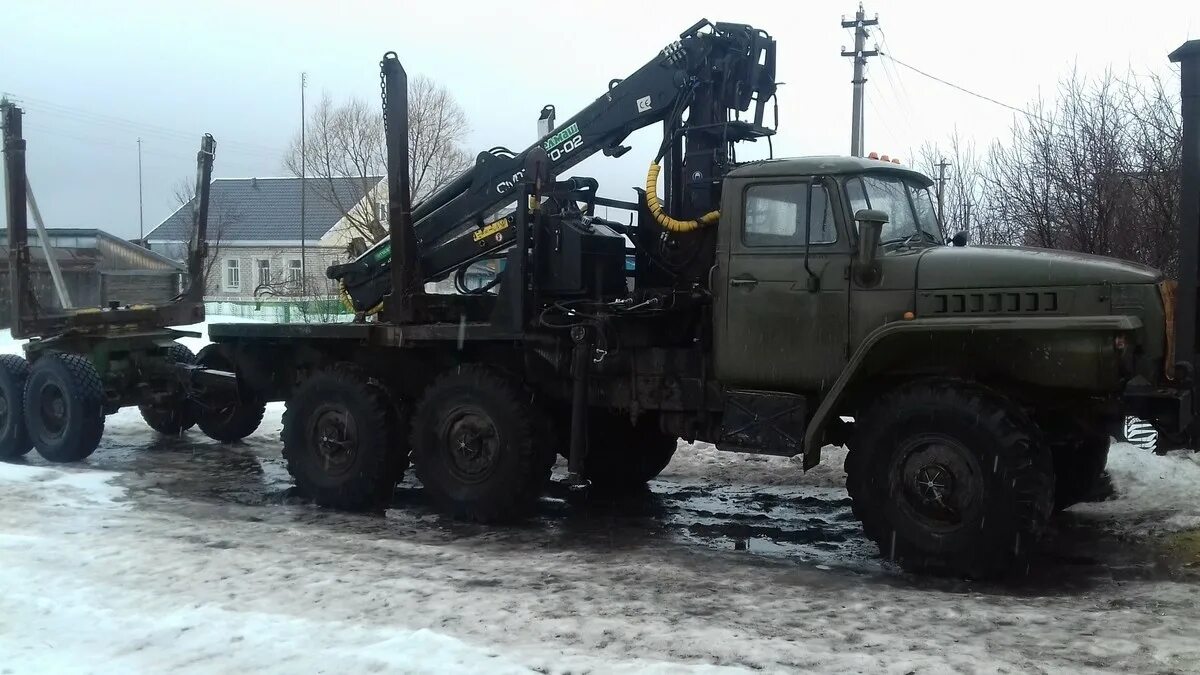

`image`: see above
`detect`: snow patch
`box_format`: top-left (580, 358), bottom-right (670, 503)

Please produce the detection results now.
top-left (0, 461), bottom-right (125, 508)
top-left (1071, 442), bottom-right (1200, 534)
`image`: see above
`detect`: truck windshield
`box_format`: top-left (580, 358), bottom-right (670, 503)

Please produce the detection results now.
top-left (843, 174), bottom-right (942, 246)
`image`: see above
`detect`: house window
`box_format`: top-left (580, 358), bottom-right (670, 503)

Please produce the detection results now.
top-left (288, 259), bottom-right (302, 283)
top-left (256, 259), bottom-right (270, 287)
top-left (225, 258), bottom-right (240, 290)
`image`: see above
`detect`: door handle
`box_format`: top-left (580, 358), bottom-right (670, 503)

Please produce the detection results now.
top-left (730, 276), bottom-right (758, 288)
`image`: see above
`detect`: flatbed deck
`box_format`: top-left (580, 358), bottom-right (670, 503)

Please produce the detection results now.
top-left (206, 320), bottom-right (536, 345)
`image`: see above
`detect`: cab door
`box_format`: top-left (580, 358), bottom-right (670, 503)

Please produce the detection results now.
top-left (714, 177), bottom-right (852, 391)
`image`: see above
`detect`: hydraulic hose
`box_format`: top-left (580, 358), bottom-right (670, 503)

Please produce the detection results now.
top-left (644, 162), bottom-right (719, 232)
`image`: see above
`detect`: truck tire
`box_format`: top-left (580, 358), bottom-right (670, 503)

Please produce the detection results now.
top-left (282, 365), bottom-right (402, 511)
top-left (846, 379), bottom-right (1053, 578)
top-left (584, 412), bottom-right (677, 492)
top-left (24, 353), bottom-right (105, 463)
top-left (139, 343), bottom-right (198, 435)
top-left (0, 355), bottom-right (34, 459)
top-left (1051, 431), bottom-right (1109, 510)
top-left (194, 344), bottom-right (265, 443)
top-left (411, 364), bottom-right (548, 522)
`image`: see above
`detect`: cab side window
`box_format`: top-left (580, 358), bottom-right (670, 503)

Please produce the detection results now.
top-left (743, 182), bottom-right (837, 247)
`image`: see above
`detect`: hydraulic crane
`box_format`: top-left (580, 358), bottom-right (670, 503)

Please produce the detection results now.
top-left (329, 19), bottom-right (777, 314)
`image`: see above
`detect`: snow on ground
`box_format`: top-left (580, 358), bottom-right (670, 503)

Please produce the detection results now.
top-left (1075, 444), bottom-right (1200, 532)
top-left (0, 317), bottom-right (1199, 672)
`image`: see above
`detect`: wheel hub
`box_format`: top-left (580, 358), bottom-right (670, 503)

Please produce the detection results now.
top-left (38, 384), bottom-right (68, 437)
top-left (443, 407), bottom-right (500, 484)
top-left (310, 405), bottom-right (358, 475)
top-left (893, 435), bottom-right (981, 530)
top-left (914, 463), bottom-right (954, 507)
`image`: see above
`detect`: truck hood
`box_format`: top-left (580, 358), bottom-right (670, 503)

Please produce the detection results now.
top-left (915, 245), bottom-right (1161, 289)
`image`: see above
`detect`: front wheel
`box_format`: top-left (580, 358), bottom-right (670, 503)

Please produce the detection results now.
top-left (846, 379), bottom-right (1053, 578)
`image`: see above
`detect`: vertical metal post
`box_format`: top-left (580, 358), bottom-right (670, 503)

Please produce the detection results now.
top-left (935, 158), bottom-right (950, 233)
top-left (381, 52), bottom-right (423, 323)
top-left (300, 72), bottom-right (307, 296)
top-left (841, 4), bottom-right (878, 157)
top-left (2, 101), bottom-right (32, 337)
top-left (1170, 40), bottom-right (1200, 376)
top-left (184, 135), bottom-right (216, 304)
top-left (566, 325), bottom-right (591, 488)
top-left (137, 137), bottom-right (144, 243)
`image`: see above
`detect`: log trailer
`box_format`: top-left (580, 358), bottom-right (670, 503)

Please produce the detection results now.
top-left (2, 23), bottom-right (1199, 578)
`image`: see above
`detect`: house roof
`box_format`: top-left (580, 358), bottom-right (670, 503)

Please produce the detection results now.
top-left (0, 228), bottom-right (184, 271)
top-left (145, 176), bottom-right (381, 243)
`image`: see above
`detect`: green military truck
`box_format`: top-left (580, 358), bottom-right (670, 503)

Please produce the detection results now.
top-left (3, 22), bottom-right (1196, 579)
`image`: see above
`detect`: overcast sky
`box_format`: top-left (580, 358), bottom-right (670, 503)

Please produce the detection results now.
top-left (1, 0), bottom-right (1196, 240)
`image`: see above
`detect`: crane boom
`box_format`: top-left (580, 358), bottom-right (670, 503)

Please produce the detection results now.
top-left (329, 19), bottom-right (777, 313)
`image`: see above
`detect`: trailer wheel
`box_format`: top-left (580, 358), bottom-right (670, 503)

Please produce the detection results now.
top-left (194, 345), bottom-right (265, 443)
top-left (282, 365), bottom-right (401, 511)
top-left (0, 355), bottom-right (34, 459)
top-left (139, 343), bottom-right (198, 435)
top-left (584, 412), bottom-right (677, 492)
top-left (24, 353), bottom-right (105, 463)
top-left (846, 379), bottom-right (1053, 579)
top-left (411, 365), bottom-right (548, 522)
top-left (1051, 431), bottom-right (1110, 510)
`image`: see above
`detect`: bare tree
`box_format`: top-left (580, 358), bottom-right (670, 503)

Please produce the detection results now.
top-left (284, 75), bottom-right (472, 246)
top-left (915, 131), bottom-right (1003, 243)
top-left (980, 68), bottom-right (1181, 271)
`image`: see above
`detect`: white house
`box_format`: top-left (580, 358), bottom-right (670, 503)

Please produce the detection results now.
top-left (146, 176), bottom-right (384, 317)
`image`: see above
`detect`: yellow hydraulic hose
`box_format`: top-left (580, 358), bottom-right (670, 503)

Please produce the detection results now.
top-left (644, 162), bottom-right (720, 232)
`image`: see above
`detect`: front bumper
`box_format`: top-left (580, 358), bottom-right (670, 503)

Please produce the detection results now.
top-left (1122, 378), bottom-right (1193, 439)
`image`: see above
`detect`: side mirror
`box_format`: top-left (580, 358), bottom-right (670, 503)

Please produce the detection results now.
top-left (950, 230), bottom-right (969, 247)
top-left (854, 209), bottom-right (887, 286)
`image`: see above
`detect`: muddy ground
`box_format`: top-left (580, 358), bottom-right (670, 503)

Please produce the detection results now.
top-left (2, 404), bottom-right (1199, 673)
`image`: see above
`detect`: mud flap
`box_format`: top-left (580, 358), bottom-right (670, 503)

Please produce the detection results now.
top-left (718, 390), bottom-right (807, 456)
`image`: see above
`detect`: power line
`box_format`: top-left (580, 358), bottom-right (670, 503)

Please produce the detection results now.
top-left (1, 90), bottom-right (288, 156)
top-left (879, 53), bottom-right (1047, 122)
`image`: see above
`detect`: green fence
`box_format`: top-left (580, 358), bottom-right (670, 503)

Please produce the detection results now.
top-left (205, 297), bottom-right (353, 324)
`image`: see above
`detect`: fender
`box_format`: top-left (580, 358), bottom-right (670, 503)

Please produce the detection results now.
top-left (801, 314), bottom-right (1143, 469)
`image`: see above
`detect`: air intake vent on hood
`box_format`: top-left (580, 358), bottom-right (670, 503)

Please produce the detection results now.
top-left (925, 290), bottom-right (1062, 315)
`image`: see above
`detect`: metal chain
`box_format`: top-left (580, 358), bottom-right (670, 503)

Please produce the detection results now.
top-left (379, 61), bottom-right (388, 130)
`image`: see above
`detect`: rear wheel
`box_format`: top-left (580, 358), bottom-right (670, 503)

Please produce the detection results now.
top-left (846, 379), bottom-right (1053, 578)
top-left (584, 412), bottom-right (677, 492)
top-left (282, 365), bottom-right (402, 511)
top-left (411, 365), bottom-right (548, 522)
top-left (194, 345), bottom-right (265, 443)
top-left (139, 343), bottom-right (198, 435)
top-left (0, 355), bottom-right (33, 459)
top-left (24, 353), bottom-right (105, 463)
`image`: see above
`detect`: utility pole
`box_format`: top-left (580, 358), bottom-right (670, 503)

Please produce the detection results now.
top-left (299, 72), bottom-right (307, 296)
top-left (137, 137), bottom-right (144, 243)
top-left (841, 3), bottom-right (879, 157)
top-left (934, 158), bottom-right (951, 228)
